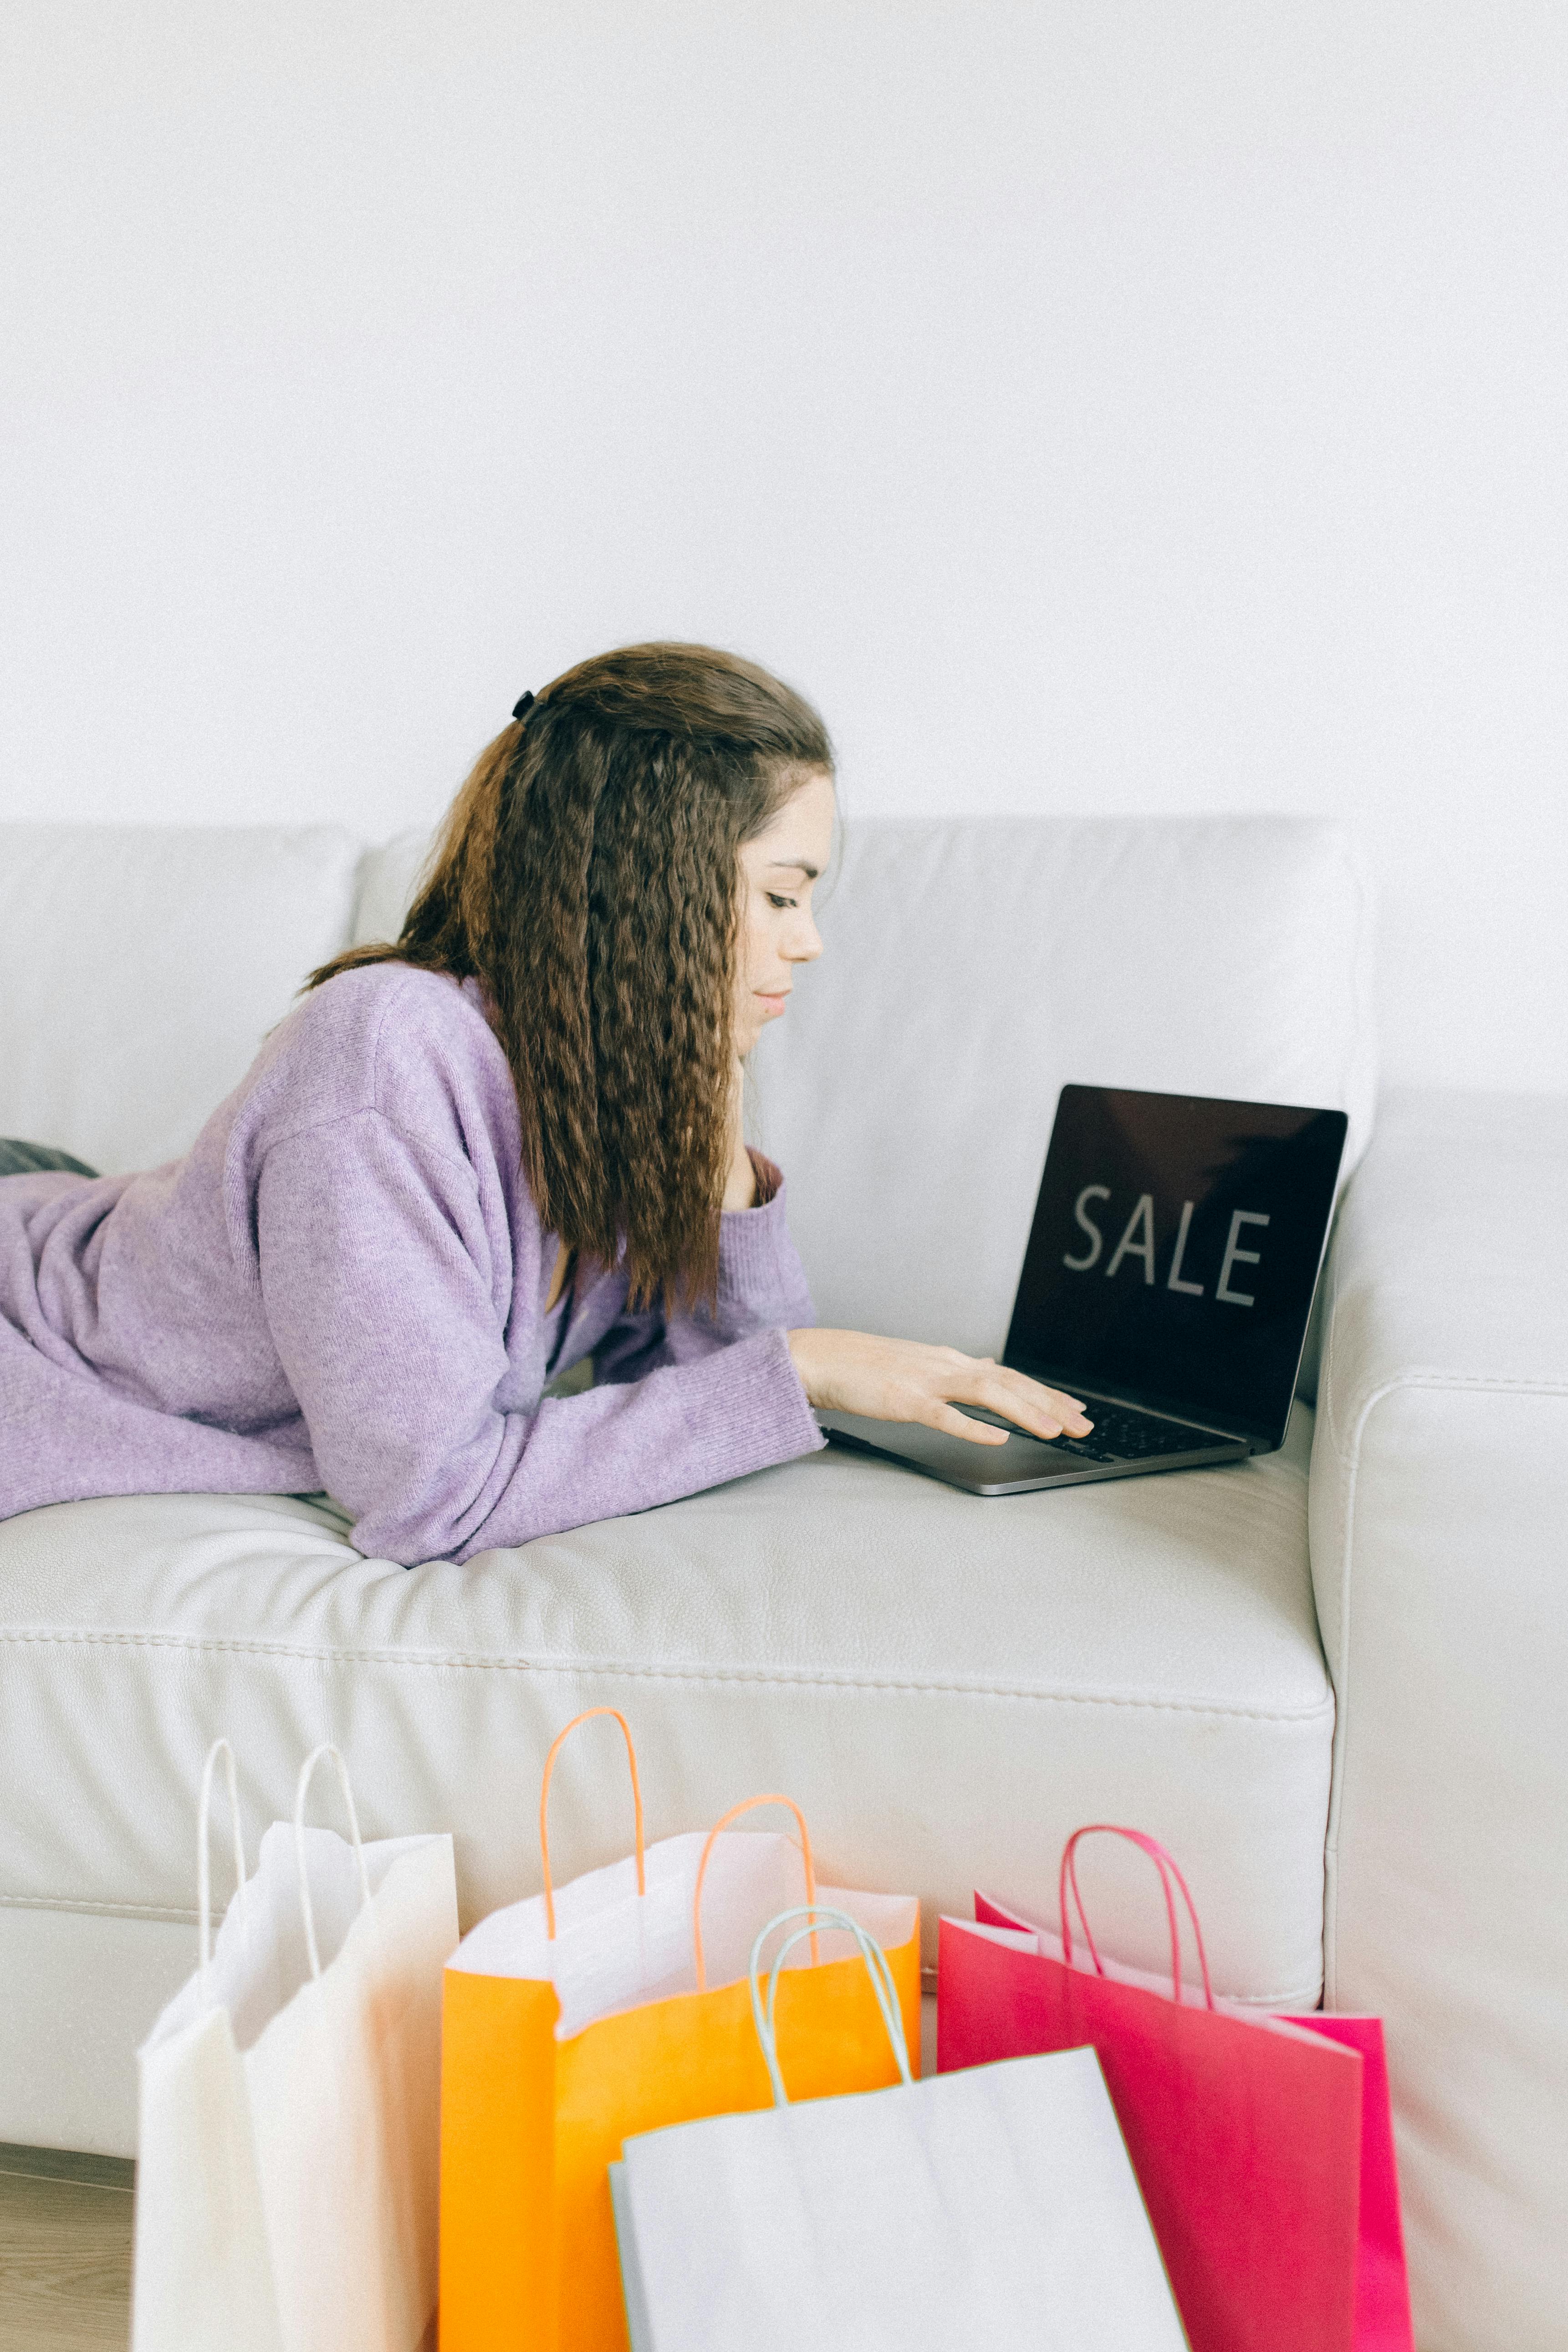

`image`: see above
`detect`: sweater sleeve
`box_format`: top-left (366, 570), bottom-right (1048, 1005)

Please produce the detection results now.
top-left (254, 1115), bottom-right (822, 1565)
top-left (592, 1151), bottom-right (819, 1388)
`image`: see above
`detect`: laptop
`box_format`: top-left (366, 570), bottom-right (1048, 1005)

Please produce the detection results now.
top-left (818, 1084), bottom-right (1348, 1496)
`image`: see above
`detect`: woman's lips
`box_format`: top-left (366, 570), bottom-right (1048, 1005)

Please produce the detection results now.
top-left (754, 991), bottom-right (789, 1018)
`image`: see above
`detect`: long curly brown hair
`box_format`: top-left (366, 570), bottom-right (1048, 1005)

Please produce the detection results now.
top-left (308, 643), bottom-right (833, 1309)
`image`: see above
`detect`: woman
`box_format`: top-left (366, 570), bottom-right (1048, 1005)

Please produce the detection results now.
top-left (0, 644), bottom-right (1089, 1564)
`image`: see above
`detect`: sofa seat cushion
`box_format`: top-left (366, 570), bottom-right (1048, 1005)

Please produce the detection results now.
top-left (0, 1406), bottom-right (1331, 2008)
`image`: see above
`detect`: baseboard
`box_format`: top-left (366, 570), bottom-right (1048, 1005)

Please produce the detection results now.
top-left (0, 2140), bottom-right (135, 2190)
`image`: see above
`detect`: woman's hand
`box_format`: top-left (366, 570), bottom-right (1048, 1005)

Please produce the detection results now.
top-left (786, 1328), bottom-right (1094, 1446)
top-left (721, 1057), bottom-right (758, 1211)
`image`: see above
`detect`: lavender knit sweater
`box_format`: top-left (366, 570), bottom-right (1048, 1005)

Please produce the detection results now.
top-left (0, 966), bottom-right (824, 1563)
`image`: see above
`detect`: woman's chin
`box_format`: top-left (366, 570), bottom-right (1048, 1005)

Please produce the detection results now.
top-left (743, 997), bottom-right (788, 1047)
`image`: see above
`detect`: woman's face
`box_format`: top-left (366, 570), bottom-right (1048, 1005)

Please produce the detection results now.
top-left (733, 768), bottom-right (836, 1057)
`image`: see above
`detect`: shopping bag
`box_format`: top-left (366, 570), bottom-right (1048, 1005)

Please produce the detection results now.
top-left (967, 1865), bottom-right (1415, 2350)
top-left (133, 1739), bottom-right (458, 2352)
top-left (608, 1902), bottom-right (1188, 2350)
top-left (439, 1708), bottom-right (921, 2352)
top-left (938, 1825), bottom-right (1366, 2352)
top-left (1279, 2015), bottom-right (1414, 2352)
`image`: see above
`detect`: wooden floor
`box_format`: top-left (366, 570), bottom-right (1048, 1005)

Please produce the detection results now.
top-left (0, 2146), bottom-right (133, 2351)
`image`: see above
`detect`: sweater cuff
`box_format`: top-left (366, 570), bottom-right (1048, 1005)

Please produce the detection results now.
top-left (702, 1324), bottom-right (825, 1478)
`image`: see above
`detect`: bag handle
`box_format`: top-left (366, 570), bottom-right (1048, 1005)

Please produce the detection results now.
top-left (294, 1744), bottom-right (373, 1983)
top-left (539, 1707), bottom-right (646, 1941)
top-left (1059, 1824), bottom-right (1215, 2011)
top-left (692, 1796), bottom-right (817, 1991)
top-left (197, 1738), bottom-right (248, 1997)
top-left (748, 1904), bottom-right (913, 2107)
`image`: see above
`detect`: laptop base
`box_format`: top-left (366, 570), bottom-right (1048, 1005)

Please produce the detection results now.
top-left (816, 1411), bottom-right (1248, 1498)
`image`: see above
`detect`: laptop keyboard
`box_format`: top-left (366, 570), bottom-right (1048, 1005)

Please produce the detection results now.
top-left (965, 1398), bottom-right (1228, 1464)
top-left (1050, 1401), bottom-right (1231, 1463)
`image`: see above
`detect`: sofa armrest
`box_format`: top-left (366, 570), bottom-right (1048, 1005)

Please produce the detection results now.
top-left (1308, 1086), bottom-right (1568, 2351)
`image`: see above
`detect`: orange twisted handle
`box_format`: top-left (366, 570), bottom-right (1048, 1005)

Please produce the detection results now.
top-left (692, 1795), bottom-right (817, 1990)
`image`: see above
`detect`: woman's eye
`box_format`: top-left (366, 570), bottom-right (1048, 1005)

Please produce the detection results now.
top-left (766, 893), bottom-right (797, 910)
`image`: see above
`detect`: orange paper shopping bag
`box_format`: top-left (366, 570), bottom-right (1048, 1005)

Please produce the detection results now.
top-left (439, 1710), bottom-right (920, 2352)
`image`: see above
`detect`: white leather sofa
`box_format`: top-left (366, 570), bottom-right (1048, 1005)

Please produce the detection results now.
top-left (0, 814), bottom-right (1560, 2352)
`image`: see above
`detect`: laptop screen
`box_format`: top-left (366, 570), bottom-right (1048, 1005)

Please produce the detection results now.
top-left (1005, 1086), bottom-right (1348, 1452)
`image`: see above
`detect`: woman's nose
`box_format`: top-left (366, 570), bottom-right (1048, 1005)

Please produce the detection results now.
top-left (786, 915), bottom-right (823, 963)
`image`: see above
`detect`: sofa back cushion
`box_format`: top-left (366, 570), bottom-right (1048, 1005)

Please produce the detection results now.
top-left (759, 816), bottom-right (1375, 1353)
top-left (354, 814), bottom-right (1374, 1359)
top-left (0, 825), bottom-right (363, 1174)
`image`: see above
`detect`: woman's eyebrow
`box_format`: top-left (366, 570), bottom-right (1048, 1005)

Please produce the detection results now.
top-left (768, 858), bottom-right (820, 879)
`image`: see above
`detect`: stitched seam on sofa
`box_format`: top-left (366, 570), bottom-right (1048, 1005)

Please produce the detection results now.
top-left (1211, 1977), bottom-right (1325, 2010)
top-left (0, 1891), bottom-right (198, 1924)
top-left (1320, 1368), bottom-right (1413, 2009)
top-left (1328, 1370), bottom-right (1568, 1464)
top-left (0, 1630), bottom-right (1333, 1719)
top-left (0, 1892), bottom-right (1328, 2004)
top-left (1319, 1397), bottom-right (1357, 2009)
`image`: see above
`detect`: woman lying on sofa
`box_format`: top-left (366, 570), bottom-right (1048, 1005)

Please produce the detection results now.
top-left (0, 643), bottom-right (1090, 1564)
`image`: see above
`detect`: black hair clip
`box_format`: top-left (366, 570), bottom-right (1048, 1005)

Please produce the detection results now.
top-left (511, 691), bottom-right (536, 722)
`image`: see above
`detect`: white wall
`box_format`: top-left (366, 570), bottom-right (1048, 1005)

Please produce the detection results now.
top-left (2, 0), bottom-right (1564, 1094)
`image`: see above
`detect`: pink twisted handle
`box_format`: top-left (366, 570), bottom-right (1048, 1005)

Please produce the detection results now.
top-left (1059, 1824), bottom-right (1215, 2011)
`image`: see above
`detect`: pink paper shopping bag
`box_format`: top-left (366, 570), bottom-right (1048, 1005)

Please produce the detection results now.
top-left (939, 1826), bottom-right (1372, 2352)
top-left (958, 1857), bottom-right (1414, 2352)
top-left (1279, 2015), bottom-right (1414, 2352)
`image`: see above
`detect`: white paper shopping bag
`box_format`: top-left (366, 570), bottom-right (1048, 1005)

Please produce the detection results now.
top-left (132, 1741), bottom-right (458, 2352)
top-left (611, 1904), bottom-right (1189, 2352)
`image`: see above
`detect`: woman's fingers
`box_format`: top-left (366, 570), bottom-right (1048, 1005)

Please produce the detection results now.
top-left (939, 1357), bottom-right (1092, 1442)
top-left (983, 1367), bottom-right (1094, 1440)
top-left (920, 1371), bottom-right (1093, 1447)
top-left (929, 1402), bottom-right (1013, 1445)
top-left (929, 1390), bottom-right (1063, 1444)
